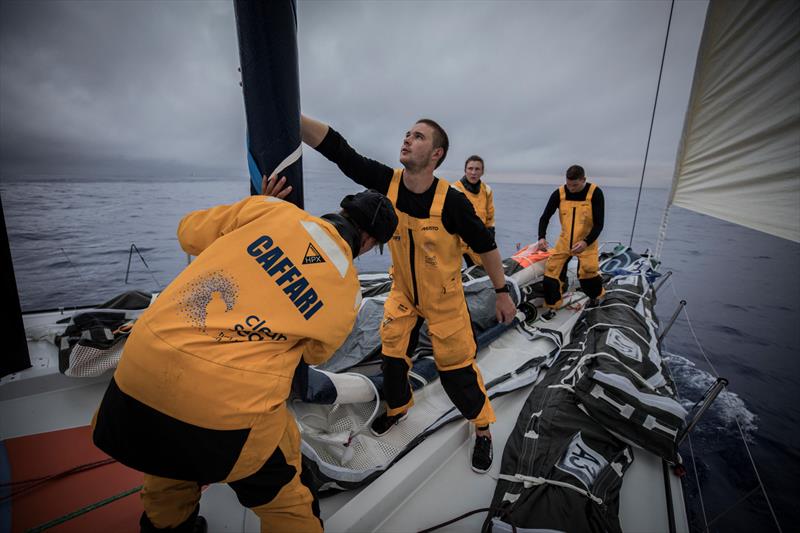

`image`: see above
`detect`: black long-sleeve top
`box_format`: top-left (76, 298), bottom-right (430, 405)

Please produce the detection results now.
top-left (316, 128), bottom-right (497, 254)
top-left (537, 184), bottom-right (605, 245)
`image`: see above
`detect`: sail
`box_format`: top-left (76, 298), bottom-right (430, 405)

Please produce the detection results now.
top-left (668, 0), bottom-right (800, 242)
top-left (233, 0), bottom-right (304, 207)
top-left (1, 195), bottom-right (30, 377)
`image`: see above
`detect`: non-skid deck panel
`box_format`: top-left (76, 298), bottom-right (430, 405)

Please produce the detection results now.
top-left (1, 425), bottom-right (143, 533)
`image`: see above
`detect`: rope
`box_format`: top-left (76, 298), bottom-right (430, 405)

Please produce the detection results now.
top-left (666, 280), bottom-right (783, 532)
top-left (59, 247), bottom-right (87, 282)
top-left (498, 473), bottom-right (604, 506)
top-left (0, 457), bottom-right (140, 531)
top-left (705, 486), bottom-right (763, 530)
top-left (0, 458), bottom-right (118, 503)
top-left (685, 433), bottom-right (710, 531)
top-left (417, 506), bottom-right (517, 533)
top-left (25, 485), bottom-right (142, 532)
top-left (629, 0), bottom-right (675, 248)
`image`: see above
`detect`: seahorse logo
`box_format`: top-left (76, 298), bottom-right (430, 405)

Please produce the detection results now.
top-left (177, 270), bottom-right (240, 331)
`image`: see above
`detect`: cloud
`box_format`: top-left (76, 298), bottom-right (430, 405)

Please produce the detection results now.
top-left (0, 0), bottom-right (708, 186)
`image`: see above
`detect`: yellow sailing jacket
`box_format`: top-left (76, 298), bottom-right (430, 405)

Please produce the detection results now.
top-left (453, 179), bottom-right (495, 265)
top-left (453, 179), bottom-right (495, 229)
top-left (113, 196), bottom-right (361, 480)
top-left (386, 170), bottom-right (465, 318)
top-left (554, 183), bottom-right (599, 254)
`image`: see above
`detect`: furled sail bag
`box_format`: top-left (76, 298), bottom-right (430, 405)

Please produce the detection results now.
top-left (488, 269), bottom-right (684, 531)
top-left (568, 273), bottom-right (686, 462)
top-left (487, 360), bottom-right (633, 533)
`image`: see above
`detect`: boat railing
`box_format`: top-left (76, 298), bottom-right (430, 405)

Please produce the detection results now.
top-left (654, 275), bottom-right (783, 533)
top-left (654, 270), bottom-right (672, 294)
top-left (658, 299), bottom-right (686, 343)
top-left (677, 377), bottom-right (728, 446)
top-left (124, 242), bottom-right (162, 290)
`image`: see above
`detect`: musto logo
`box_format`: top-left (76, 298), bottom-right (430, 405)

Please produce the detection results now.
top-left (234, 315), bottom-right (287, 342)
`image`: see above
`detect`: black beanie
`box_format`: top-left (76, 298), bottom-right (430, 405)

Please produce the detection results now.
top-left (340, 189), bottom-right (398, 244)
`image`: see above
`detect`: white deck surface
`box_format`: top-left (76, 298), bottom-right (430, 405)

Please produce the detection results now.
top-left (2, 305), bottom-right (689, 532)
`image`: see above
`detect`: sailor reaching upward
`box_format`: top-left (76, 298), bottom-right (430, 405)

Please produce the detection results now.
top-left (295, 114), bottom-right (516, 474)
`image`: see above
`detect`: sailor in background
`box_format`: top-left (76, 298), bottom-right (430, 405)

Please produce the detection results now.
top-left (453, 155), bottom-right (495, 267)
top-left (296, 114), bottom-right (516, 474)
top-left (536, 164), bottom-right (605, 319)
top-left (92, 178), bottom-right (397, 533)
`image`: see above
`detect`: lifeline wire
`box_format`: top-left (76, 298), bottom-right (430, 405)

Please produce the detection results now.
top-left (629, 0), bottom-right (675, 248)
top-left (667, 280), bottom-right (783, 532)
top-left (659, 279), bottom-right (710, 530)
top-left (59, 247), bottom-right (87, 282)
top-left (705, 486), bottom-right (763, 530)
top-left (661, 348), bottom-right (711, 531)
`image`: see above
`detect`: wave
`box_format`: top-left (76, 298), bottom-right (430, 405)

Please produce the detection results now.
top-left (664, 352), bottom-right (758, 442)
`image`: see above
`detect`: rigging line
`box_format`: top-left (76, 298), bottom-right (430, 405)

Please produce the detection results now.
top-left (686, 431), bottom-right (710, 532)
top-left (0, 458), bottom-right (118, 503)
top-left (734, 429), bottom-right (782, 528)
top-left (126, 242), bottom-right (162, 290)
top-left (59, 247), bottom-right (87, 282)
top-left (668, 281), bottom-right (783, 532)
top-left (629, 0), bottom-right (675, 248)
top-left (662, 351), bottom-right (710, 532)
top-left (705, 485), bottom-right (762, 530)
top-left (0, 459), bottom-right (116, 488)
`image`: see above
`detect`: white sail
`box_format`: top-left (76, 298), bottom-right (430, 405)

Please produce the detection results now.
top-left (668, 0), bottom-right (800, 243)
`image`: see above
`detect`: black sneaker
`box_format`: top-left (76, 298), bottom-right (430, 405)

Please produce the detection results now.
top-left (370, 411), bottom-right (408, 437)
top-left (472, 435), bottom-right (493, 473)
top-left (541, 309), bottom-right (556, 321)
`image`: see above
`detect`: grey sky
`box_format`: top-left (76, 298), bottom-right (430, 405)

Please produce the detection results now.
top-left (0, 0), bottom-right (708, 186)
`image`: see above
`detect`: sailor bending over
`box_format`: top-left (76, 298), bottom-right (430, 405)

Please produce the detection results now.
top-left (535, 164), bottom-right (605, 319)
top-left (453, 155), bottom-right (496, 267)
top-left (297, 115), bottom-right (516, 473)
top-left (92, 178), bottom-right (397, 533)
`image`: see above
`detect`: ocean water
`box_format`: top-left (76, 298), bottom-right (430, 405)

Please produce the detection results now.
top-left (2, 174), bottom-right (797, 531)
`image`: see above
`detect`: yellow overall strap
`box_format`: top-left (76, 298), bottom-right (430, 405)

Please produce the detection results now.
top-left (387, 169), bottom-right (403, 205)
top-left (430, 177), bottom-right (450, 218)
top-left (586, 182), bottom-right (596, 201)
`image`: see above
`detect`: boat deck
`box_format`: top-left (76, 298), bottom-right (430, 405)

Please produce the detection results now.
top-left (1, 307), bottom-right (688, 532)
